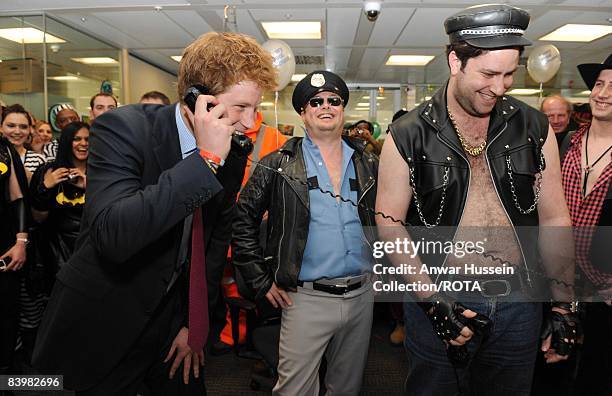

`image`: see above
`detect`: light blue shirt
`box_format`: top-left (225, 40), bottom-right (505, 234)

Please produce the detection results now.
top-left (298, 132), bottom-right (371, 281)
top-left (175, 103), bottom-right (196, 159)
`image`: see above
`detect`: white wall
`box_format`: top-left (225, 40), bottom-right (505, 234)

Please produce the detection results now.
top-left (127, 55), bottom-right (177, 104)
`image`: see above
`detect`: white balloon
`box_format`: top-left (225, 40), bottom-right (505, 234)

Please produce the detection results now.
top-left (262, 40), bottom-right (296, 91)
top-left (527, 45), bottom-right (561, 84)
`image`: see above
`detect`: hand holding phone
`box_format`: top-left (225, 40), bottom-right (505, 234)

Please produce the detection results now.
top-left (183, 85), bottom-right (234, 161)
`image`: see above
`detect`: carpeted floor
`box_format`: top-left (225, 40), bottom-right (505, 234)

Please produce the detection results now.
top-left (205, 317), bottom-right (409, 395)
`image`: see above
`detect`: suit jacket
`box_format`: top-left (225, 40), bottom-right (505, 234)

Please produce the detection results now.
top-left (33, 104), bottom-right (245, 391)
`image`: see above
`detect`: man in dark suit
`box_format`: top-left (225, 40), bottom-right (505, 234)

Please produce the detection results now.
top-left (33, 32), bottom-right (276, 395)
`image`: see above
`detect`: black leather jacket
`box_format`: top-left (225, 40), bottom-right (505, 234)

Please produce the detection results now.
top-left (389, 82), bottom-right (549, 288)
top-left (233, 136), bottom-right (378, 300)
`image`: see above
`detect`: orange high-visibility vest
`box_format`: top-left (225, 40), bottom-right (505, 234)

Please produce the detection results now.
top-left (221, 112), bottom-right (286, 345)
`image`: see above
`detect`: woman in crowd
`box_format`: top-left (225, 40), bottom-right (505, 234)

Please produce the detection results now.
top-left (0, 132), bottom-right (29, 377)
top-left (1, 105), bottom-right (46, 179)
top-left (29, 121), bottom-right (53, 158)
top-left (30, 121), bottom-right (89, 272)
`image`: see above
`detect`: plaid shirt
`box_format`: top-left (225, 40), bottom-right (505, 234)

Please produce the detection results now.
top-left (561, 123), bottom-right (612, 288)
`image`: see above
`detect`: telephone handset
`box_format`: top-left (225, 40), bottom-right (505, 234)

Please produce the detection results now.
top-left (184, 85), bottom-right (253, 156)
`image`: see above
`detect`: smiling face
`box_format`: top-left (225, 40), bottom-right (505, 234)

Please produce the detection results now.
top-left (542, 97), bottom-right (571, 133)
top-left (71, 127), bottom-right (89, 162)
top-left (590, 69), bottom-right (612, 123)
top-left (90, 95), bottom-right (116, 120)
top-left (56, 109), bottom-right (80, 131)
top-left (213, 80), bottom-right (263, 133)
top-left (1, 112), bottom-right (31, 148)
top-left (300, 91), bottom-right (345, 138)
top-left (34, 122), bottom-right (52, 145)
top-left (449, 48), bottom-right (520, 117)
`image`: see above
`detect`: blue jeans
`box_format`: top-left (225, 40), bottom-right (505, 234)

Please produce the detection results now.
top-left (403, 295), bottom-right (542, 396)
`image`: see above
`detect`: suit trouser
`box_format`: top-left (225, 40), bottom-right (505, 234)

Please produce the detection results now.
top-left (78, 280), bottom-right (205, 396)
top-left (273, 283), bottom-right (373, 396)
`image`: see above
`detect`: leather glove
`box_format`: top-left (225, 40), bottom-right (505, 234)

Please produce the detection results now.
top-left (419, 293), bottom-right (491, 368)
top-left (418, 292), bottom-right (468, 342)
top-left (540, 302), bottom-right (581, 357)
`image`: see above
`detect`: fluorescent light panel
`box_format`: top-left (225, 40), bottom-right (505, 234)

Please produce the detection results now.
top-left (48, 75), bottom-right (78, 81)
top-left (386, 55), bottom-right (434, 66)
top-left (291, 73), bottom-right (307, 82)
top-left (539, 24), bottom-right (612, 42)
top-left (0, 28), bottom-right (65, 44)
top-left (171, 55), bottom-right (182, 62)
top-left (71, 57), bottom-right (117, 65)
top-left (262, 21), bottom-right (321, 39)
top-left (507, 88), bottom-right (541, 95)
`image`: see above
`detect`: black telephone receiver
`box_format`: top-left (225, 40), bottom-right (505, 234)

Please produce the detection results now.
top-left (183, 85), bottom-right (254, 156)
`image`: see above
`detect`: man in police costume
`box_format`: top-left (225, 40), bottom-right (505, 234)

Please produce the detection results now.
top-left (233, 71), bottom-right (378, 395)
top-left (376, 5), bottom-right (578, 395)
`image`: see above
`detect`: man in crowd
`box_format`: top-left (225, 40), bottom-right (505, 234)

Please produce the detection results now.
top-left (89, 92), bottom-right (117, 122)
top-left (376, 5), bottom-right (577, 395)
top-left (233, 71), bottom-right (378, 395)
top-left (33, 32), bottom-right (276, 394)
top-left (349, 119), bottom-right (382, 155)
top-left (141, 90), bottom-right (171, 106)
top-left (541, 94), bottom-right (573, 146)
top-left (561, 53), bottom-right (611, 396)
top-left (45, 103), bottom-right (80, 160)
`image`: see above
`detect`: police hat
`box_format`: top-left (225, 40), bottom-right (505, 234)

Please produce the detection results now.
top-left (292, 70), bottom-right (349, 114)
top-left (445, 4), bottom-right (531, 49)
top-left (578, 54), bottom-right (612, 90)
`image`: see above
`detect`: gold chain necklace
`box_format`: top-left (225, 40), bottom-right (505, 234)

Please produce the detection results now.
top-left (447, 107), bottom-right (487, 156)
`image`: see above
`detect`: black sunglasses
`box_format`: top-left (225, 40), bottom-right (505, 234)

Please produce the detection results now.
top-left (308, 96), bottom-right (344, 108)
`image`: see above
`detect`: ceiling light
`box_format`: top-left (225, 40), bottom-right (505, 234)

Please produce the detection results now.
top-left (362, 96), bottom-right (370, 99)
top-left (71, 57), bottom-right (117, 65)
top-left (262, 22), bottom-right (321, 39)
top-left (539, 24), bottom-right (612, 42)
top-left (48, 75), bottom-right (79, 81)
top-left (171, 55), bottom-right (182, 62)
top-left (260, 102), bottom-right (274, 107)
top-left (507, 88), bottom-right (541, 95)
top-left (0, 28), bottom-right (65, 44)
top-left (291, 73), bottom-right (307, 82)
top-left (386, 55), bottom-right (434, 66)
top-left (579, 90), bottom-right (591, 95)
top-left (356, 102), bottom-right (370, 106)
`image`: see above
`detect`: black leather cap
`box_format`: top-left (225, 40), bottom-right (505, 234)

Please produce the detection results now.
top-left (445, 4), bottom-right (531, 49)
top-left (292, 70), bottom-right (349, 114)
top-left (578, 53), bottom-right (612, 90)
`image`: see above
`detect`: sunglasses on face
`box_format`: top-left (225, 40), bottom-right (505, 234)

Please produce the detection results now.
top-left (308, 96), bottom-right (344, 108)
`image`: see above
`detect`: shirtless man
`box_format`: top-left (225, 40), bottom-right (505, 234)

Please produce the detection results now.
top-left (376, 5), bottom-right (577, 395)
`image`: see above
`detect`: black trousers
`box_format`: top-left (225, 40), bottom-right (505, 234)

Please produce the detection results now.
top-left (78, 281), bottom-right (205, 396)
top-left (0, 271), bottom-right (21, 371)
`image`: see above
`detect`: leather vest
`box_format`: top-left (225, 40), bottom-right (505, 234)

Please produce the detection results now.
top-left (389, 83), bottom-right (549, 286)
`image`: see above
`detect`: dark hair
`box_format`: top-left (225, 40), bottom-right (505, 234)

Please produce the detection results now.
top-left (445, 42), bottom-right (525, 71)
top-left (354, 120), bottom-right (373, 132)
top-left (140, 91), bottom-right (171, 105)
top-left (54, 121), bottom-right (90, 169)
top-left (1, 104), bottom-right (32, 126)
top-left (89, 92), bottom-right (117, 109)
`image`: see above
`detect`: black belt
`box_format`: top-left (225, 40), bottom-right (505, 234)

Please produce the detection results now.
top-left (454, 272), bottom-right (522, 298)
top-left (297, 280), bottom-right (362, 295)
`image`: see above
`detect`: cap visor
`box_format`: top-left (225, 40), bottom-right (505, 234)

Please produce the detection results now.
top-left (464, 35), bottom-right (532, 49)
